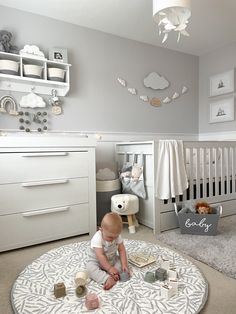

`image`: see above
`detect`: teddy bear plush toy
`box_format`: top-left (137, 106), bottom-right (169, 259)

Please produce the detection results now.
top-left (131, 165), bottom-right (143, 182)
top-left (195, 201), bottom-right (212, 214)
top-left (0, 30), bottom-right (18, 54)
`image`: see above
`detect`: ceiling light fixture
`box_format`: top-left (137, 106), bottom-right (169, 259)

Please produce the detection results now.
top-left (153, 0), bottom-right (191, 43)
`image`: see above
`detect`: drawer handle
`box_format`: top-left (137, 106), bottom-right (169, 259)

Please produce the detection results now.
top-left (22, 206), bottom-right (70, 217)
top-left (22, 152), bottom-right (68, 157)
top-left (22, 179), bottom-right (69, 187)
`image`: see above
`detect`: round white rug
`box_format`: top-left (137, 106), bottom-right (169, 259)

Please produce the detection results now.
top-left (11, 240), bottom-right (208, 314)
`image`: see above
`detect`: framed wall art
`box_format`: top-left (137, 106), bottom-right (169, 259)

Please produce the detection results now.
top-left (209, 96), bottom-right (234, 123)
top-left (209, 69), bottom-right (234, 97)
top-left (49, 47), bottom-right (68, 63)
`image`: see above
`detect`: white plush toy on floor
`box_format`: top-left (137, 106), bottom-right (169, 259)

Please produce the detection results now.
top-left (111, 194), bottom-right (139, 233)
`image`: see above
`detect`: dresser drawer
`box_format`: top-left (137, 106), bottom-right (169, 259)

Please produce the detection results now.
top-left (0, 151), bottom-right (88, 184)
top-left (0, 177), bottom-right (88, 215)
top-left (0, 203), bottom-right (89, 252)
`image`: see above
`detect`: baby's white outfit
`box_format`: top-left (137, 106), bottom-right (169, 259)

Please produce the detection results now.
top-left (86, 230), bottom-right (123, 284)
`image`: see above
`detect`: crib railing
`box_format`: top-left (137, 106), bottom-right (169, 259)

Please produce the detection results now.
top-left (163, 141), bottom-right (236, 205)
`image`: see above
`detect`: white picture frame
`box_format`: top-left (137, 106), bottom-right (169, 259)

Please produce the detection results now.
top-left (209, 69), bottom-right (234, 97)
top-left (209, 97), bottom-right (235, 123)
top-left (49, 47), bottom-right (68, 63)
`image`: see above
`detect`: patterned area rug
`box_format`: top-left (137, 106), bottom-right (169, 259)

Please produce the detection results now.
top-left (11, 240), bottom-right (208, 314)
top-left (157, 215), bottom-right (236, 280)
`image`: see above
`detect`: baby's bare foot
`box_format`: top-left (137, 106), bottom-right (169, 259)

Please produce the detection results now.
top-left (103, 276), bottom-right (116, 290)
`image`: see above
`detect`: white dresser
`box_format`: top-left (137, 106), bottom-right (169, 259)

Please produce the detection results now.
top-left (0, 135), bottom-right (96, 252)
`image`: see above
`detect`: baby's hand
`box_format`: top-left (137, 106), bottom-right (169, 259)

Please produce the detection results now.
top-left (122, 265), bottom-right (129, 274)
top-left (108, 266), bottom-right (119, 281)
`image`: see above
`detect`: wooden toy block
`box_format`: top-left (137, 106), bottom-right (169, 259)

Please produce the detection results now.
top-left (75, 284), bottom-right (87, 298)
top-left (85, 293), bottom-right (99, 310)
top-left (168, 279), bottom-right (178, 293)
top-left (75, 278), bottom-right (87, 298)
top-left (168, 267), bottom-right (178, 280)
top-left (54, 282), bottom-right (66, 298)
top-left (161, 258), bottom-right (170, 270)
top-left (75, 278), bottom-right (86, 287)
top-left (74, 270), bottom-right (88, 285)
top-left (144, 271), bottom-right (156, 283)
top-left (160, 284), bottom-right (176, 299)
top-left (120, 271), bottom-right (130, 282)
top-left (155, 268), bottom-right (167, 281)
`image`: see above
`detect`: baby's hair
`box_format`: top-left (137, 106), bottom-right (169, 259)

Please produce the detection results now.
top-left (101, 212), bottom-right (123, 234)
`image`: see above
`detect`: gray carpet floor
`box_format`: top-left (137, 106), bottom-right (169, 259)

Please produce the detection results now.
top-left (157, 215), bottom-right (236, 280)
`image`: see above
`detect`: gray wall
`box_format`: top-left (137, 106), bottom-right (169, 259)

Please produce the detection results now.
top-left (0, 5), bottom-right (199, 134)
top-left (199, 42), bottom-right (236, 135)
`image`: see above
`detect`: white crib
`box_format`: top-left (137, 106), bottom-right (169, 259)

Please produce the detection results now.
top-left (116, 141), bottom-right (236, 234)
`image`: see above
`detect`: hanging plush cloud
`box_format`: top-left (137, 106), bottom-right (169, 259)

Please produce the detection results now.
top-left (20, 92), bottom-right (46, 108)
top-left (144, 72), bottom-right (169, 90)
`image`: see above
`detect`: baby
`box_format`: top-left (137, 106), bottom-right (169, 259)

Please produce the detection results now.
top-left (86, 212), bottom-right (129, 290)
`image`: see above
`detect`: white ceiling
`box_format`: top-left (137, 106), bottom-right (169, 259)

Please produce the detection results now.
top-left (0, 0), bottom-right (236, 56)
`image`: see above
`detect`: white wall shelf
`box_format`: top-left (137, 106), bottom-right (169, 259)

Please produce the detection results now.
top-left (0, 51), bottom-right (71, 96)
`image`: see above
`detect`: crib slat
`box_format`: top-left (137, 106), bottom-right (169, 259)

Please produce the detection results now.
top-left (182, 148), bottom-right (187, 202)
top-left (189, 148), bottom-right (194, 200)
top-left (196, 148), bottom-right (200, 199)
top-left (229, 147), bottom-right (233, 194)
top-left (220, 148), bottom-right (224, 194)
top-left (225, 148), bottom-right (230, 194)
top-left (215, 148), bottom-right (219, 196)
top-left (232, 147), bottom-right (236, 193)
top-left (202, 148), bottom-right (207, 198)
top-left (223, 148), bottom-right (227, 195)
top-left (208, 148), bottom-right (213, 197)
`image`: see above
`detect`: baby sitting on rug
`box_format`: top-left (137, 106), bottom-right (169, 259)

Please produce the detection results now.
top-left (86, 212), bottom-right (129, 290)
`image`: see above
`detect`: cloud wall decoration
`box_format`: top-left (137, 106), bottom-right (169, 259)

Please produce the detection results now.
top-left (20, 92), bottom-right (46, 108)
top-left (144, 72), bottom-right (169, 90)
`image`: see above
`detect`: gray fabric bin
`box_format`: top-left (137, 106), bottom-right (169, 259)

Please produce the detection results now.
top-left (174, 204), bottom-right (222, 236)
top-left (96, 179), bottom-right (121, 225)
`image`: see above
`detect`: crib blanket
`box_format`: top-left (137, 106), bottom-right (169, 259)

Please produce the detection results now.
top-left (156, 140), bottom-right (188, 199)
